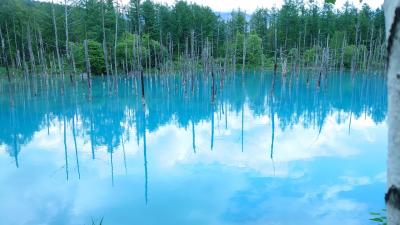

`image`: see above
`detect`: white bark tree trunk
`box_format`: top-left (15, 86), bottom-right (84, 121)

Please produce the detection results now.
top-left (52, 1), bottom-right (63, 80)
top-left (101, 0), bottom-right (110, 78)
top-left (136, 0), bottom-right (142, 72)
top-left (384, 1), bottom-right (400, 225)
top-left (64, 0), bottom-right (69, 59)
top-left (114, 0), bottom-right (118, 78)
top-left (242, 21), bottom-right (246, 75)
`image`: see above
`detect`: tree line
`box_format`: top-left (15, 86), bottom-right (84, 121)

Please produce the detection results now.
top-left (0, 0), bottom-right (386, 78)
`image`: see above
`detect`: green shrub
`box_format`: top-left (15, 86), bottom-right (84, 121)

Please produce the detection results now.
top-left (72, 40), bottom-right (105, 75)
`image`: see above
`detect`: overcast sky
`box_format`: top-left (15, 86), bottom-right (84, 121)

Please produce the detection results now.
top-left (148, 0), bottom-right (384, 13)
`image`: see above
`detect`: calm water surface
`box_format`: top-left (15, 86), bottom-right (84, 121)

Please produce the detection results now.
top-left (0, 71), bottom-right (387, 225)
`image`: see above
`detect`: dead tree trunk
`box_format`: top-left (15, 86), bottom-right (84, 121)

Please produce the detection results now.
top-left (52, 1), bottom-right (63, 80)
top-left (242, 22), bottom-right (246, 75)
top-left (114, 0), bottom-right (118, 80)
top-left (84, 39), bottom-right (92, 90)
top-left (101, 0), bottom-right (110, 80)
top-left (0, 26), bottom-right (11, 82)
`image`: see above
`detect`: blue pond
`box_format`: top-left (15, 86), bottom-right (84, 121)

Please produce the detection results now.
top-left (0, 71), bottom-right (387, 225)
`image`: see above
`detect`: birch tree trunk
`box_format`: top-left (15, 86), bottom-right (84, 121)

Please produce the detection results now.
top-left (101, 0), bottom-right (110, 79)
top-left (65, 0), bottom-right (69, 59)
top-left (52, 1), bottom-right (63, 80)
top-left (0, 26), bottom-right (11, 82)
top-left (242, 22), bottom-right (246, 76)
top-left (12, 20), bottom-right (21, 70)
top-left (21, 27), bottom-right (29, 79)
top-left (27, 24), bottom-right (36, 75)
top-left (84, 39), bottom-right (92, 89)
top-left (114, 1), bottom-right (118, 78)
top-left (5, 24), bottom-right (14, 72)
top-left (38, 29), bottom-right (48, 78)
top-left (136, 0), bottom-right (142, 72)
top-left (384, 1), bottom-right (400, 224)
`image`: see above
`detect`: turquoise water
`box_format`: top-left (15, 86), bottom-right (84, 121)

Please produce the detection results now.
top-left (0, 71), bottom-right (387, 225)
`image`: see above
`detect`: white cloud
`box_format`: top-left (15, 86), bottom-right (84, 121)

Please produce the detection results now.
top-left (0, 105), bottom-right (387, 225)
top-left (324, 176), bottom-right (372, 199)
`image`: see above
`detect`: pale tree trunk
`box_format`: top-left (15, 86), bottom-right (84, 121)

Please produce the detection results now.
top-left (242, 22), bottom-right (246, 76)
top-left (65, 0), bottom-right (76, 77)
top-left (136, 0), bottom-right (142, 72)
top-left (38, 29), bottom-right (48, 77)
top-left (101, 0), bottom-right (110, 87)
top-left (27, 24), bottom-right (36, 75)
top-left (52, 1), bottom-right (63, 80)
top-left (114, 0), bottom-right (118, 78)
top-left (5, 24), bottom-right (14, 72)
top-left (233, 33), bottom-right (237, 72)
top-left (384, 1), bottom-right (400, 225)
top-left (113, 0), bottom-right (119, 92)
top-left (84, 39), bottom-right (92, 89)
top-left (13, 20), bottom-right (21, 70)
top-left (0, 26), bottom-right (11, 82)
top-left (65, 0), bottom-right (69, 59)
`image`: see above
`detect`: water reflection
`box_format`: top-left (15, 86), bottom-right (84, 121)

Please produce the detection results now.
top-left (0, 71), bottom-right (387, 225)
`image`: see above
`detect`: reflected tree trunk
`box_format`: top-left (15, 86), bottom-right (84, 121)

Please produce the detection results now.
top-left (121, 135), bottom-right (127, 175)
top-left (192, 120), bottom-right (196, 154)
top-left (143, 111), bottom-right (148, 204)
top-left (63, 115), bottom-right (69, 180)
top-left (241, 103), bottom-right (244, 153)
top-left (141, 70), bottom-right (145, 101)
top-left (72, 115), bottom-right (81, 179)
top-left (90, 101), bottom-right (95, 159)
top-left (110, 147), bottom-right (114, 186)
top-left (211, 103), bottom-right (214, 151)
top-left (270, 96), bottom-right (275, 159)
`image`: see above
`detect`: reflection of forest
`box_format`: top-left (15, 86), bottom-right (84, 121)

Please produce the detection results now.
top-left (0, 71), bottom-right (387, 163)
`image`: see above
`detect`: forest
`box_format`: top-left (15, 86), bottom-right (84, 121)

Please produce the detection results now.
top-left (0, 1), bottom-right (397, 224)
top-left (0, 0), bottom-right (386, 79)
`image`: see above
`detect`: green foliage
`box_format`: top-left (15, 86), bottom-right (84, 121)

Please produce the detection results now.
top-left (71, 42), bottom-right (84, 71)
top-left (325, 0), bottom-right (336, 5)
top-left (116, 33), bottom-right (166, 67)
top-left (369, 210), bottom-right (387, 225)
top-left (142, 0), bottom-right (158, 40)
top-left (250, 8), bottom-right (268, 48)
top-left (87, 40), bottom-right (106, 75)
top-left (288, 48), bottom-right (299, 59)
top-left (263, 57), bottom-right (275, 69)
top-left (230, 32), bottom-right (264, 66)
top-left (116, 33), bottom-right (139, 62)
top-left (343, 45), bottom-right (356, 68)
top-left (0, 0), bottom-right (386, 72)
top-left (246, 33), bottom-right (263, 66)
top-left (234, 32), bottom-right (245, 64)
top-left (304, 47), bottom-right (318, 65)
top-left (72, 40), bottom-right (105, 75)
top-left (330, 31), bottom-right (346, 50)
top-left (230, 10), bottom-right (247, 35)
